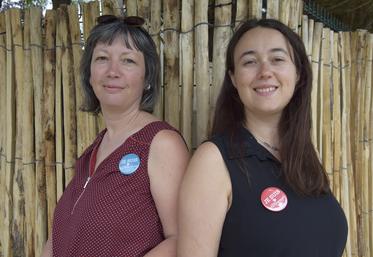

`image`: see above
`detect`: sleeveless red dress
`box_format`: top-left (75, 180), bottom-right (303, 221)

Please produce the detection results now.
top-left (52, 121), bottom-right (177, 257)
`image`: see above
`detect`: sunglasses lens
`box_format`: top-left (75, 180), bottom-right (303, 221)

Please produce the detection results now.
top-left (96, 15), bottom-right (145, 27)
top-left (96, 15), bottom-right (117, 24)
top-left (123, 16), bottom-right (145, 26)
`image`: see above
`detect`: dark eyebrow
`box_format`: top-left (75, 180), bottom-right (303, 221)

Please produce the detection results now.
top-left (238, 48), bottom-right (289, 60)
top-left (238, 50), bottom-right (255, 60)
top-left (93, 48), bottom-right (109, 54)
top-left (270, 48), bottom-right (289, 55)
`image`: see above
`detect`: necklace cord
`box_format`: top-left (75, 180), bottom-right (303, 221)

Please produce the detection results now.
top-left (255, 137), bottom-right (279, 152)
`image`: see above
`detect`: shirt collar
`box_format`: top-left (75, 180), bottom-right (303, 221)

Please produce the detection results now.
top-left (226, 126), bottom-right (279, 163)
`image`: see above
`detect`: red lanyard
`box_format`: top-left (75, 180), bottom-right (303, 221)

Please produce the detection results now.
top-left (89, 144), bottom-right (99, 177)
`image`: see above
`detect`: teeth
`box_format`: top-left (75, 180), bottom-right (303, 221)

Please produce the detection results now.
top-left (256, 87), bottom-right (276, 93)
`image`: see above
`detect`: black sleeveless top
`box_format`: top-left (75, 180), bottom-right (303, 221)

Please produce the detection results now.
top-left (211, 127), bottom-right (348, 257)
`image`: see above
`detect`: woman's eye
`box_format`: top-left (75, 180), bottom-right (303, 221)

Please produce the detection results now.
top-left (95, 56), bottom-right (107, 61)
top-left (273, 57), bottom-right (285, 63)
top-left (122, 58), bottom-right (135, 64)
top-left (244, 59), bottom-right (256, 65)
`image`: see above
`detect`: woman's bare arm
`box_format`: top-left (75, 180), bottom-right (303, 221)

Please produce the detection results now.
top-left (177, 142), bottom-right (231, 257)
top-left (145, 130), bottom-right (190, 257)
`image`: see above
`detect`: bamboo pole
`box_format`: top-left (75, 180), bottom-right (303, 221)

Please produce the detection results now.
top-left (30, 8), bottom-right (46, 257)
top-left (235, 0), bottom-right (248, 27)
top-left (308, 19), bottom-right (314, 61)
top-left (360, 29), bottom-right (371, 256)
top-left (68, 4), bottom-right (85, 156)
top-left (266, 0), bottom-right (279, 19)
top-left (82, 1), bottom-right (99, 50)
top-left (298, 0), bottom-right (303, 33)
top-left (357, 30), bottom-right (368, 257)
top-left (59, 5), bottom-right (77, 186)
top-left (11, 6), bottom-right (24, 256)
top-left (301, 15), bottom-right (309, 60)
top-left (332, 32), bottom-right (341, 201)
top-left (352, 30), bottom-right (369, 257)
top-left (279, 0), bottom-right (290, 26)
top-left (4, 9), bottom-right (17, 257)
top-left (318, 26), bottom-right (325, 156)
top-left (82, 1), bottom-right (99, 143)
top-left (22, 10), bottom-right (35, 257)
top-left (180, 0), bottom-right (193, 148)
top-left (137, 0), bottom-right (151, 124)
top-left (310, 22), bottom-right (323, 151)
top-left (55, 7), bottom-right (64, 201)
top-left (248, 0), bottom-right (262, 19)
top-left (43, 10), bottom-right (56, 236)
top-left (364, 33), bottom-right (373, 256)
top-left (163, 0), bottom-right (180, 129)
top-left (342, 32), bottom-right (359, 257)
top-left (289, 0), bottom-right (301, 33)
top-left (367, 33), bottom-right (373, 257)
top-left (124, 0), bottom-right (137, 16)
top-left (340, 31), bottom-right (352, 257)
top-left (102, 0), bottom-right (121, 16)
top-left (321, 28), bottom-right (333, 186)
top-left (318, 27), bottom-right (325, 157)
top-left (149, 0), bottom-right (163, 119)
top-left (137, 0), bottom-right (150, 30)
top-left (0, 12), bottom-right (7, 257)
top-left (211, 0), bottom-right (231, 123)
top-left (194, 0), bottom-right (209, 145)
top-left (349, 32), bottom-right (359, 172)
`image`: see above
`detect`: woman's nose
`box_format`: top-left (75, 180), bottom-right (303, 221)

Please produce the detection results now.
top-left (258, 62), bottom-right (273, 79)
top-left (107, 60), bottom-right (121, 77)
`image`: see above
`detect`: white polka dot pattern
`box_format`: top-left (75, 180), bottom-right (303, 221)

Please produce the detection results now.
top-left (52, 121), bottom-right (177, 257)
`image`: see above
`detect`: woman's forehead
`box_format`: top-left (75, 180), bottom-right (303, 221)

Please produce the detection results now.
top-left (234, 27), bottom-right (295, 60)
top-left (237, 28), bottom-right (289, 50)
top-left (95, 33), bottom-right (139, 51)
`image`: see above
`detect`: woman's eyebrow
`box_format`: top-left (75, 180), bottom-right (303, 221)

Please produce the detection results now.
top-left (238, 50), bottom-right (255, 60)
top-left (239, 48), bottom-right (289, 60)
top-left (270, 48), bottom-right (289, 55)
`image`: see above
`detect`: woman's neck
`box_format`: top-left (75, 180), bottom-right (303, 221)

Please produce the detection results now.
top-left (244, 113), bottom-right (280, 148)
top-left (101, 107), bottom-right (143, 141)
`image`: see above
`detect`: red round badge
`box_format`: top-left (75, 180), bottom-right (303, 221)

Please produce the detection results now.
top-left (261, 187), bottom-right (288, 212)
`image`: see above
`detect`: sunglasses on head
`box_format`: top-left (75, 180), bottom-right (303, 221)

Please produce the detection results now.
top-left (96, 15), bottom-right (145, 27)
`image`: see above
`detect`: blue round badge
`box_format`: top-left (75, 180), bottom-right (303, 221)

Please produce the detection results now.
top-left (118, 153), bottom-right (140, 175)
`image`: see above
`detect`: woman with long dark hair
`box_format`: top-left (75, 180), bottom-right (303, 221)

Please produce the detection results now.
top-left (178, 19), bottom-right (347, 257)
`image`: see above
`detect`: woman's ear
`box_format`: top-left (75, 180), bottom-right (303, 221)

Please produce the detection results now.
top-left (229, 70), bottom-right (237, 88)
top-left (294, 71), bottom-right (300, 88)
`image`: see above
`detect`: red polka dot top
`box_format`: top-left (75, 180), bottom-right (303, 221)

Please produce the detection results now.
top-left (52, 121), bottom-right (177, 257)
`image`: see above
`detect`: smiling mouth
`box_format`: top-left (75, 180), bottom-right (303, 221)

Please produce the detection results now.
top-left (104, 85), bottom-right (122, 89)
top-left (103, 85), bottom-right (126, 92)
top-left (254, 86), bottom-right (277, 93)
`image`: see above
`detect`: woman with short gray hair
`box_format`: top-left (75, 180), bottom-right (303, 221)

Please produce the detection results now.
top-left (41, 15), bottom-right (189, 257)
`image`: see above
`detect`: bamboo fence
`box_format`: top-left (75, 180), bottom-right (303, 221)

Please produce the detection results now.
top-left (0, 0), bottom-right (372, 256)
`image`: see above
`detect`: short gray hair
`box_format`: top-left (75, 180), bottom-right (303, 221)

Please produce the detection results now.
top-left (80, 18), bottom-right (160, 114)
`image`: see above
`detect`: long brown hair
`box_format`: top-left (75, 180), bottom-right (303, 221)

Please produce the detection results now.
top-left (211, 19), bottom-right (329, 196)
